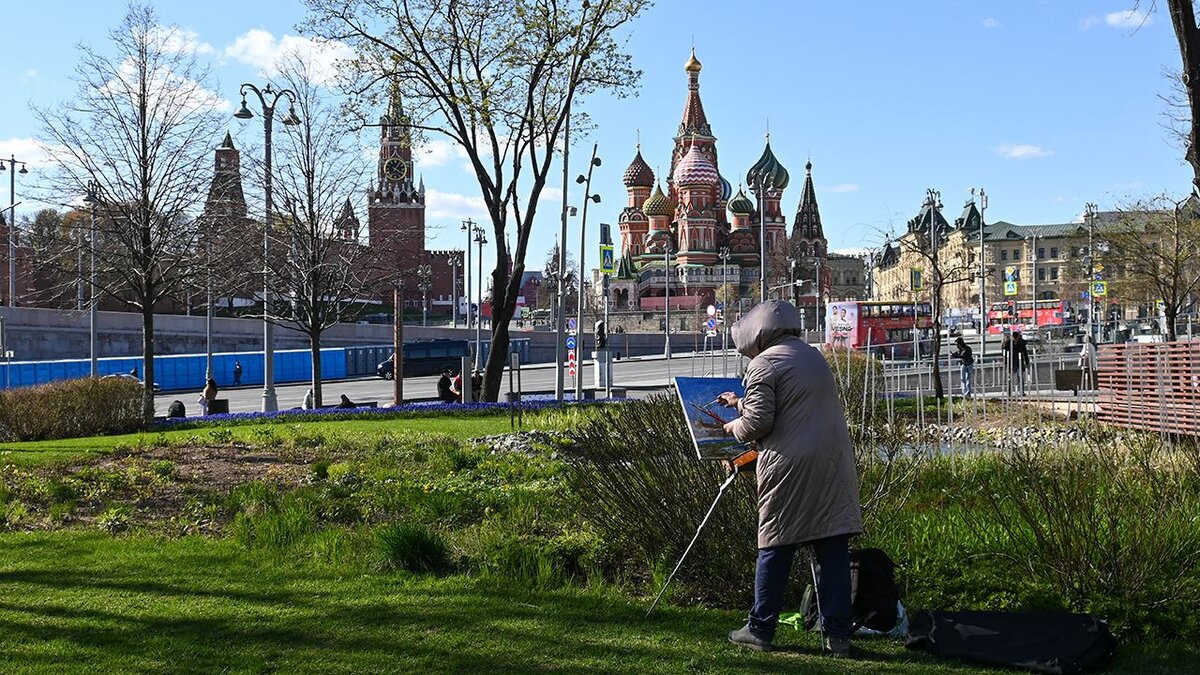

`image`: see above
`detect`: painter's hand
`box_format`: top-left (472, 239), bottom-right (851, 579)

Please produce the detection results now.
top-left (717, 392), bottom-right (739, 408)
top-left (722, 420), bottom-right (737, 437)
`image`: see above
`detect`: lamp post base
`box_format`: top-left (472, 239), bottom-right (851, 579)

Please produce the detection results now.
top-left (262, 388), bottom-right (278, 413)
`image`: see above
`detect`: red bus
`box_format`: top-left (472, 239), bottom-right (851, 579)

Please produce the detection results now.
top-left (826, 301), bottom-right (933, 358)
top-left (986, 299), bottom-right (1070, 335)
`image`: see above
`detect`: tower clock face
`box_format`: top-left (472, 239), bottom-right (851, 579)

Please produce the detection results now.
top-left (384, 157), bottom-right (407, 181)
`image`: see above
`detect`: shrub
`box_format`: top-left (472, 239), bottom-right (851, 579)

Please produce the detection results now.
top-left (0, 377), bottom-right (144, 441)
top-left (373, 522), bottom-right (449, 573)
top-left (97, 504), bottom-right (132, 534)
top-left (822, 346), bottom-right (884, 436)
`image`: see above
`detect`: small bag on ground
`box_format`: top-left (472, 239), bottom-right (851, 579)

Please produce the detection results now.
top-left (801, 547), bottom-right (901, 634)
top-left (904, 609), bottom-right (1117, 674)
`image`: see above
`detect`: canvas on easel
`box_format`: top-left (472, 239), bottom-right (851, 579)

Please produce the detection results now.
top-left (673, 376), bottom-right (750, 460)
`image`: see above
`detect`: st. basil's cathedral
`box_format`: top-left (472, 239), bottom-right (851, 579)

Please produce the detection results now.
top-left (610, 50), bottom-right (831, 315)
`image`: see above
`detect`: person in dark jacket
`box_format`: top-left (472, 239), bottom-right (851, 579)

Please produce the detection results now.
top-left (718, 300), bottom-right (864, 657)
top-left (437, 369), bottom-right (457, 403)
top-left (337, 394), bottom-right (357, 409)
top-left (233, 361), bottom-right (243, 386)
top-left (1002, 331), bottom-right (1030, 396)
top-left (471, 370), bottom-right (484, 402)
top-left (951, 337), bottom-right (975, 397)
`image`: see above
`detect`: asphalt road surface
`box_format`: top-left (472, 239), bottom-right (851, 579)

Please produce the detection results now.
top-left (156, 351), bottom-right (737, 414)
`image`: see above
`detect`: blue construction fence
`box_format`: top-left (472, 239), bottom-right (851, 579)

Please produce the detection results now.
top-left (0, 347), bottom-right (345, 393)
top-left (0, 338), bottom-right (532, 393)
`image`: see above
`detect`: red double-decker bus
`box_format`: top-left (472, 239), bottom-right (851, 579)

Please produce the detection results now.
top-left (826, 301), bottom-right (933, 358)
top-left (986, 299), bottom-right (1070, 335)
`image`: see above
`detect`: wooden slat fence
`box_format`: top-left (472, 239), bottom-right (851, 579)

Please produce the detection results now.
top-left (1096, 341), bottom-right (1200, 435)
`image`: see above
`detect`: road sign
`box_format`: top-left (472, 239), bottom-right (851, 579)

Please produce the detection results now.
top-left (1004, 266), bottom-right (1019, 283)
top-left (909, 267), bottom-right (923, 292)
top-left (565, 336), bottom-right (576, 350)
top-left (567, 348), bottom-right (577, 376)
top-left (1093, 281), bottom-right (1108, 297)
top-left (567, 317), bottom-right (577, 332)
top-left (599, 245), bottom-right (615, 275)
top-left (706, 305), bottom-right (716, 317)
top-left (705, 318), bottom-right (717, 331)
top-left (1004, 281), bottom-right (1018, 296)
top-left (706, 330), bottom-right (718, 338)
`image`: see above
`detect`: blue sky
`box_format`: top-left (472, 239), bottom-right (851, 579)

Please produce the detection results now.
top-left (0, 1), bottom-right (1189, 275)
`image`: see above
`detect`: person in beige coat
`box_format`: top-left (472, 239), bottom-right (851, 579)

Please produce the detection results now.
top-left (718, 300), bottom-right (863, 656)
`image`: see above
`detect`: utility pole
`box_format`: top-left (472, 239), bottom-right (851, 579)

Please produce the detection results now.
top-left (973, 188), bottom-right (987, 368)
top-left (1085, 203), bottom-right (1098, 344)
top-left (664, 242), bottom-right (673, 359)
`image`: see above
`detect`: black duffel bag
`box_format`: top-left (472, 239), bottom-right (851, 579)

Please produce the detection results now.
top-left (905, 609), bottom-right (1117, 674)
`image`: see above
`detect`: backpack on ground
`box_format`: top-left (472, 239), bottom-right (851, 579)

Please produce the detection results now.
top-left (801, 547), bottom-right (901, 633)
top-left (167, 400), bottom-right (186, 418)
top-left (904, 609), bottom-right (1117, 674)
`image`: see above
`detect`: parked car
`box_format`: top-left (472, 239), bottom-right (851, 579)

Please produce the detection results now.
top-left (101, 373), bottom-right (162, 392)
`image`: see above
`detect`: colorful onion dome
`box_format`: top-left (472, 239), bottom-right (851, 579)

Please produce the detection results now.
top-left (622, 148), bottom-right (654, 188)
top-left (673, 142), bottom-right (720, 187)
top-left (642, 182), bottom-right (674, 218)
top-left (727, 185), bottom-right (754, 216)
top-left (746, 136), bottom-right (790, 191)
top-left (685, 48), bottom-right (702, 73)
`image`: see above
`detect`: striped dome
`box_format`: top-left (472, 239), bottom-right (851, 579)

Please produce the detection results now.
top-left (746, 138), bottom-right (790, 191)
top-left (642, 182), bottom-right (674, 218)
top-left (673, 143), bottom-right (719, 187)
top-left (727, 186), bottom-right (753, 216)
top-left (719, 173), bottom-right (732, 201)
top-left (622, 149), bottom-right (654, 188)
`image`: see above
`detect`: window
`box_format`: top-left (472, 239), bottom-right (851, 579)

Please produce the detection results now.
top-left (1050, 246), bottom-right (1058, 259)
top-left (1013, 249), bottom-right (1022, 261)
top-left (1038, 247), bottom-right (1045, 260)
top-left (1037, 268), bottom-right (1045, 281)
top-left (1001, 250), bottom-right (1009, 261)
top-left (1050, 267), bottom-right (1059, 281)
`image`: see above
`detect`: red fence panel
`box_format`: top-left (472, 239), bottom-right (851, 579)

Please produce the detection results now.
top-left (1095, 341), bottom-right (1200, 436)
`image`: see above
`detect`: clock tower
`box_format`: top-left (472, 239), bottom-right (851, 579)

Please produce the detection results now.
top-left (368, 81), bottom-right (425, 255)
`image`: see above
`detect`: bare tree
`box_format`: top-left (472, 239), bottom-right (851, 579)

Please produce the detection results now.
top-left (1102, 195), bottom-right (1200, 340)
top-left (540, 242), bottom-right (577, 313)
top-left (34, 5), bottom-right (225, 419)
top-left (304, 0), bottom-right (650, 400)
top-left (246, 54), bottom-right (376, 408)
top-left (1167, 0), bottom-right (1200, 193)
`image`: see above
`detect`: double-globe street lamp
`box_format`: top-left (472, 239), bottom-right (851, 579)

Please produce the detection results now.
top-left (461, 220), bottom-right (487, 370)
top-left (417, 264), bottom-right (432, 327)
top-left (1, 156), bottom-right (30, 307)
top-left (573, 144), bottom-right (601, 401)
top-left (474, 226), bottom-right (487, 371)
top-left (82, 180), bottom-right (100, 378)
top-left (234, 83), bottom-right (301, 413)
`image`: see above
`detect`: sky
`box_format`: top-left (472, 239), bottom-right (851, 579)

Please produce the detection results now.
top-left (0, 0), bottom-right (1191, 278)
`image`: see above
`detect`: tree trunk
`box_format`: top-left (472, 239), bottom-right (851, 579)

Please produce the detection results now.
top-left (931, 321), bottom-right (945, 400)
top-left (1169, 0), bottom-right (1200, 193)
top-left (483, 263), bottom-right (523, 402)
top-left (310, 330), bottom-right (323, 408)
top-left (1166, 307), bottom-right (1179, 341)
top-left (141, 307), bottom-right (155, 422)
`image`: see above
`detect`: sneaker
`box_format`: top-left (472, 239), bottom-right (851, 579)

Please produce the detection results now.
top-left (822, 635), bottom-right (851, 658)
top-left (728, 625), bottom-right (773, 652)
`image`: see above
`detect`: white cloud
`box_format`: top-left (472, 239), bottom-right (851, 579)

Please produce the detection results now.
top-left (0, 137), bottom-right (69, 168)
top-left (1080, 15), bottom-right (1101, 30)
top-left (224, 30), bottom-right (354, 87)
top-left (21, 69), bottom-right (38, 83)
top-left (982, 17), bottom-right (1000, 29)
top-left (420, 139), bottom-right (467, 167)
top-left (425, 188), bottom-right (489, 220)
top-left (148, 26), bottom-right (215, 55)
top-left (825, 183), bottom-right (861, 193)
top-left (1106, 9), bottom-right (1153, 29)
top-left (996, 144), bottom-right (1052, 159)
top-left (102, 58), bottom-right (231, 115)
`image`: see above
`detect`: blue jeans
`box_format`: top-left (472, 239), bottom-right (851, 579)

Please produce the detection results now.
top-left (960, 362), bottom-right (974, 397)
top-left (747, 534), bottom-right (853, 641)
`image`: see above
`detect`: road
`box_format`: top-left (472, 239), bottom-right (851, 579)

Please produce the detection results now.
top-left (155, 351), bottom-right (740, 413)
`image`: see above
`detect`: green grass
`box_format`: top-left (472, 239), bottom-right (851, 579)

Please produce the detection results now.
top-left (0, 415), bottom-right (519, 468)
top-left (0, 531), bottom-right (1187, 674)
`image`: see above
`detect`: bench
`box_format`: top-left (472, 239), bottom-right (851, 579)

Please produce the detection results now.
top-left (316, 401), bottom-right (379, 409)
top-left (208, 399), bottom-right (229, 415)
top-left (1053, 369), bottom-right (1095, 394)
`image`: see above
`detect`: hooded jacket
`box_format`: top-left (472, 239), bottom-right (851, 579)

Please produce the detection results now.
top-left (728, 300), bottom-right (864, 548)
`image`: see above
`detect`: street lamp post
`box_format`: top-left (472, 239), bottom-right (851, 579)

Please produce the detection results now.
top-left (417, 264), bottom-right (432, 327)
top-left (474, 226), bottom-right (487, 370)
top-left (462, 219), bottom-right (475, 338)
top-left (574, 143), bottom-right (601, 401)
top-left (449, 254), bottom-right (459, 328)
top-left (972, 187), bottom-right (987, 368)
top-left (83, 180), bottom-right (100, 377)
top-left (1085, 202), bottom-right (1098, 344)
top-left (234, 83), bottom-right (301, 413)
top-left (756, 176), bottom-right (767, 303)
top-left (664, 242), bottom-right (673, 359)
top-left (719, 246), bottom-right (730, 377)
top-left (1, 156), bottom-right (29, 307)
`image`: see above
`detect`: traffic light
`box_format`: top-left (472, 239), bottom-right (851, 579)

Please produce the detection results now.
top-left (1007, 301), bottom-right (1016, 318)
top-left (594, 319), bottom-right (608, 349)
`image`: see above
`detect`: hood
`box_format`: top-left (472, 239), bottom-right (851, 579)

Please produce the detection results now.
top-left (731, 300), bottom-right (803, 359)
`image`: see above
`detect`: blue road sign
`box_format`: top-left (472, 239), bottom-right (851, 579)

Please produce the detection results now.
top-left (567, 317), bottom-right (577, 332)
top-left (565, 336), bottom-right (577, 350)
top-left (705, 318), bottom-right (717, 330)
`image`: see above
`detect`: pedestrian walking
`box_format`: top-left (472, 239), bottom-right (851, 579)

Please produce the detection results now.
top-left (951, 336), bottom-right (975, 398)
top-left (233, 361), bottom-right (243, 386)
top-left (1003, 331), bottom-right (1030, 396)
top-left (718, 300), bottom-right (863, 658)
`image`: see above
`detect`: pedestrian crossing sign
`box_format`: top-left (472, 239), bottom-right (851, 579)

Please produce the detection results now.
top-left (599, 245), bottom-right (615, 275)
top-left (1004, 281), bottom-right (1018, 296)
top-left (1093, 281), bottom-right (1108, 297)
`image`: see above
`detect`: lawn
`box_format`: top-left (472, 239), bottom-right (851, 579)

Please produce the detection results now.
top-left (0, 414), bottom-right (521, 468)
top-left (0, 531), bottom-right (1187, 674)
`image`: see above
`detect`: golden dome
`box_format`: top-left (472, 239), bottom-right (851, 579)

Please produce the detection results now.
top-left (684, 49), bottom-right (702, 73)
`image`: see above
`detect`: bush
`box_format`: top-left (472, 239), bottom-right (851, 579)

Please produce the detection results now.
top-left (373, 522), bottom-right (449, 573)
top-left (0, 377), bottom-right (144, 441)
